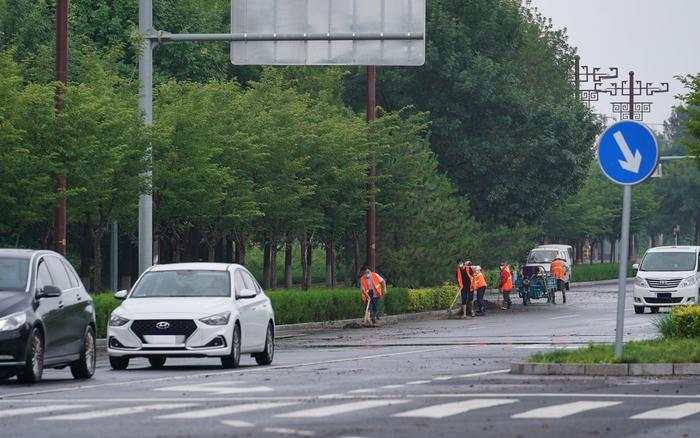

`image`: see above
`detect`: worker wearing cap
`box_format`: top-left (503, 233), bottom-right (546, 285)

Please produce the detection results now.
top-left (499, 262), bottom-right (513, 310)
top-left (472, 265), bottom-right (488, 316)
top-left (550, 257), bottom-right (567, 304)
top-left (360, 266), bottom-right (387, 324)
top-left (456, 258), bottom-right (474, 318)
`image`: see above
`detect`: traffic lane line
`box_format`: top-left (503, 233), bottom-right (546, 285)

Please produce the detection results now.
top-left (221, 419), bottom-right (255, 428)
top-left (276, 400), bottom-right (411, 419)
top-left (394, 398), bottom-right (518, 419)
top-left (631, 402), bottom-right (700, 420)
top-left (38, 403), bottom-right (199, 421)
top-left (0, 345), bottom-right (464, 400)
top-left (0, 404), bottom-right (91, 418)
top-left (511, 401), bottom-right (622, 419)
top-left (264, 427), bottom-right (316, 436)
top-left (549, 314), bottom-right (581, 320)
top-left (155, 401), bottom-right (297, 419)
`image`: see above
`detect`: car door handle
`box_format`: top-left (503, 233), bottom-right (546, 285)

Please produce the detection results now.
top-left (76, 294), bottom-right (82, 301)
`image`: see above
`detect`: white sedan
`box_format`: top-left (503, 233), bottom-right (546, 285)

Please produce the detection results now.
top-left (107, 263), bottom-right (275, 370)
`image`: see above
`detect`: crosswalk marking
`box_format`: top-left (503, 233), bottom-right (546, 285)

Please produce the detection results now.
top-left (631, 402), bottom-right (700, 420)
top-left (221, 420), bottom-right (255, 428)
top-left (512, 401), bottom-right (622, 419)
top-left (154, 382), bottom-right (273, 395)
top-left (39, 403), bottom-right (199, 421)
top-left (276, 400), bottom-right (410, 419)
top-left (264, 428), bottom-right (315, 436)
top-left (394, 399), bottom-right (518, 419)
top-left (0, 405), bottom-right (90, 418)
top-left (156, 402), bottom-right (297, 419)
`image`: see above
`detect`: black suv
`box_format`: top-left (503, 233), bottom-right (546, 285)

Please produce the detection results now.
top-left (0, 249), bottom-right (96, 383)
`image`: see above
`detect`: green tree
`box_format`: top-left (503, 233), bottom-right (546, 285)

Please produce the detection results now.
top-left (679, 74), bottom-right (700, 159)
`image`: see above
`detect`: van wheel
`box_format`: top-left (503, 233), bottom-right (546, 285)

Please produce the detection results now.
top-left (18, 328), bottom-right (44, 383)
top-left (148, 357), bottom-right (166, 369)
top-left (109, 356), bottom-right (130, 370)
top-left (70, 326), bottom-right (96, 379)
top-left (634, 306), bottom-right (645, 314)
top-left (254, 323), bottom-right (275, 366)
top-left (221, 324), bottom-right (241, 369)
top-left (0, 370), bottom-right (15, 381)
top-left (650, 307), bottom-right (660, 314)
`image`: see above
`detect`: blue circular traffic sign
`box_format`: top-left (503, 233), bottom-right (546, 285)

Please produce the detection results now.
top-left (597, 120), bottom-right (659, 185)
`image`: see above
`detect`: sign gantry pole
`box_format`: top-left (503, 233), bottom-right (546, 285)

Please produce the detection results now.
top-left (366, 65), bottom-right (377, 272)
top-left (53, 0), bottom-right (68, 256)
top-left (138, 0), bottom-right (154, 274)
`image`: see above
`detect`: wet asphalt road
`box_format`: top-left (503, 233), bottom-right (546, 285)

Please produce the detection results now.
top-left (1, 282), bottom-right (698, 438)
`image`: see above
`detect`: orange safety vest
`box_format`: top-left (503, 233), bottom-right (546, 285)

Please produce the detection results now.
top-left (501, 266), bottom-right (513, 292)
top-left (550, 260), bottom-right (566, 280)
top-left (360, 272), bottom-right (383, 303)
top-left (473, 272), bottom-right (487, 289)
top-left (456, 267), bottom-right (472, 290)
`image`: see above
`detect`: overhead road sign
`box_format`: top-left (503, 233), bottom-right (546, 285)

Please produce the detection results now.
top-left (230, 0), bottom-right (426, 65)
top-left (597, 120), bottom-right (659, 186)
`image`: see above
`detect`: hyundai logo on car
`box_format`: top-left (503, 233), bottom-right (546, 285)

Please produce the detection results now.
top-left (156, 321), bottom-right (170, 330)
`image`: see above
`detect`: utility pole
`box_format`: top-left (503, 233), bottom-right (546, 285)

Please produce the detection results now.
top-left (138, 0), bottom-right (154, 274)
top-left (574, 55), bottom-right (580, 97)
top-left (366, 66), bottom-right (377, 272)
top-left (53, 0), bottom-right (68, 255)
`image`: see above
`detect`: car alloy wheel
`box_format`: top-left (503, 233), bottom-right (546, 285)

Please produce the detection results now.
top-left (254, 323), bottom-right (274, 366)
top-left (19, 328), bottom-right (44, 383)
top-left (221, 324), bottom-right (241, 369)
top-left (71, 327), bottom-right (96, 379)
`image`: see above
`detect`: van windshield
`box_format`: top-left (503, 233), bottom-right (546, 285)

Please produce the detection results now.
top-left (640, 252), bottom-right (696, 272)
top-left (527, 250), bottom-right (558, 264)
top-left (0, 257), bottom-right (29, 292)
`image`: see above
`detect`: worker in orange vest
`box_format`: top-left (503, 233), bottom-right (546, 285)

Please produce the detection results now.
top-left (499, 262), bottom-right (513, 310)
top-left (456, 258), bottom-right (474, 318)
top-left (360, 266), bottom-right (387, 324)
top-left (472, 265), bottom-right (487, 316)
top-left (550, 257), bottom-right (567, 304)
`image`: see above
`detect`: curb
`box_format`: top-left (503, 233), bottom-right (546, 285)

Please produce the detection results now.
top-left (510, 362), bottom-right (700, 376)
top-left (570, 278), bottom-right (634, 287)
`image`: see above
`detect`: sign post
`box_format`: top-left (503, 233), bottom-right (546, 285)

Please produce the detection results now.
top-left (597, 120), bottom-right (659, 359)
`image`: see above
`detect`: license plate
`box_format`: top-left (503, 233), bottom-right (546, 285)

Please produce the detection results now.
top-left (143, 335), bottom-right (183, 345)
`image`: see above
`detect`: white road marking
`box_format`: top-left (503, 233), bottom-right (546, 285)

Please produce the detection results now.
top-left (512, 401), bottom-right (622, 419)
top-left (347, 389), bottom-right (377, 394)
top-left (395, 399), bottom-right (518, 419)
top-left (276, 399), bottom-right (411, 418)
top-left (154, 382), bottom-right (273, 394)
top-left (264, 427), bottom-right (316, 436)
top-left (39, 403), bottom-right (199, 421)
top-left (380, 385), bottom-right (405, 389)
top-left (0, 405), bottom-right (90, 418)
top-left (156, 402), bottom-right (296, 419)
top-left (456, 369), bottom-right (510, 378)
top-left (221, 420), bottom-right (255, 428)
top-left (432, 376), bottom-right (453, 381)
top-left (631, 402), bottom-right (700, 420)
top-left (406, 380), bottom-right (431, 385)
top-left (549, 314), bottom-right (580, 320)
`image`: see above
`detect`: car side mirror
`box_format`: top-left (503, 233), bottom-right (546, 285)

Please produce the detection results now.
top-left (114, 290), bottom-right (128, 300)
top-left (236, 288), bottom-right (256, 299)
top-left (38, 285), bottom-right (62, 299)
top-left (632, 264), bottom-right (639, 271)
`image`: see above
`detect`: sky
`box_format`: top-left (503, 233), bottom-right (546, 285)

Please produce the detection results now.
top-left (528, 0), bottom-right (700, 129)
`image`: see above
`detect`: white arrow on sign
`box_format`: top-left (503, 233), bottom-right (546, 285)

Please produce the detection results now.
top-left (613, 131), bottom-right (642, 173)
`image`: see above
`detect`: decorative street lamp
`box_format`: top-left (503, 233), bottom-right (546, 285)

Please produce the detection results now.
top-left (594, 72), bottom-right (669, 121)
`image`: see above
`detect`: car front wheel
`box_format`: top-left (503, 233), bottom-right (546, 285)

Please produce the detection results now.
top-left (634, 306), bottom-right (645, 314)
top-left (650, 306), bottom-right (660, 314)
top-left (71, 326), bottom-right (96, 379)
top-left (149, 357), bottom-right (166, 369)
top-left (109, 356), bottom-right (130, 370)
top-left (254, 323), bottom-right (274, 366)
top-left (18, 328), bottom-right (44, 383)
top-left (221, 324), bottom-right (241, 369)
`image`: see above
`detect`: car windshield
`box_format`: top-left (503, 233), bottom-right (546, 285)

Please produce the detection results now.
top-left (640, 252), bottom-right (696, 272)
top-left (0, 257), bottom-right (29, 292)
top-left (527, 250), bottom-right (558, 264)
top-left (130, 270), bottom-right (230, 298)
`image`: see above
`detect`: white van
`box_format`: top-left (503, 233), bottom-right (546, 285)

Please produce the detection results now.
top-left (633, 246), bottom-right (700, 314)
top-left (523, 245), bottom-right (573, 290)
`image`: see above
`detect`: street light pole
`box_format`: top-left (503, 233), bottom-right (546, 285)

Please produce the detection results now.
top-left (53, 0), bottom-right (68, 255)
top-left (138, 0), bottom-right (154, 274)
top-left (628, 71), bottom-right (635, 263)
top-left (366, 65), bottom-right (377, 272)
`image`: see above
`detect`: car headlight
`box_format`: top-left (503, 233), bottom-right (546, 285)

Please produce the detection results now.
top-left (199, 312), bottom-right (231, 326)
top-left (634, 277), bottom-right (649, 288)
top-left (0, 312), bottom-right (27, 332)
top-left (108, 314), bottom-right (130, 327)
top-left (679, 276), bottom-right (698, 288)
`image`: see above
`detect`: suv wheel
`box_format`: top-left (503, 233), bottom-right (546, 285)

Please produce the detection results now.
top-left (148, 357), bottom-right (166, 369)
top-left (71, 326), bottom-right (96, 379)
top-left (221, 324), bottom-right (241, 369)
top-left (18, 328), bottom-right (44, 383)
top-left (254, 323), bottom-right (274, 366)
top-left (109, 356), bottom-right (130, 370)
top-left (634, 306), bottom-right (645, 314)
top-left (650, 306), bottom-right (660, 314)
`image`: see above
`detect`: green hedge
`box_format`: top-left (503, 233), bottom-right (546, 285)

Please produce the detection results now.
top-left (92, 285), bottom-right (465, 335)
top-left (530, 338), bottom-right (700, 364)
top-left (571, 263), bottom-right (634, 282)
top-left (656, 305), bottom-right (700, 338)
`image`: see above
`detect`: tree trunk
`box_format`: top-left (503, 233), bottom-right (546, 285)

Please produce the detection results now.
top-left (610, 240), bottom-right (616, 264)
top-left (270, 243), bottom-right (278, 290)
top-left (263, 236), bottom-right (271, 289)
top-left (225, 235), bottom-right (234, 263)
top-left (651, 233), bottom-right (657, 249)
top-left (352, 231), bottom-right (360, 287)
top-left (589, 240), bottom-right (595, 265)
top-left (90, 227), bottom-right (105, 293)
top-left (171, 238), bottom-right (181, 263)
top-left (306, 237), bottom-right (313, 288)
top-left (331, 241), bottom-right (337, 288)
top-left (300, 234), bottom-right (309, 291)
top-left (284, 235), bottom-right (293, 289)
top-left (628, 233), bottom-right (636, 263)
top-left (234, 234), bottom-right (246, 265)
top-left (575, 241), bottom-right (583, 265)
top-left (325, 240), bottom-right (333, 288)
top-left (80, 222), bottom-right (92, 278)
top-left (207, 242), bottom-right (216, 262)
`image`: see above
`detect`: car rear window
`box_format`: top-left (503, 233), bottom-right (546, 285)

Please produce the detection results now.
top-left (130, 270), bottom-right (231, 298)
top-left (0, 257), bottom-right (29, 291)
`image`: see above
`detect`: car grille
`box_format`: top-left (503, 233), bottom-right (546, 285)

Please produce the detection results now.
top-left (647, 278), bottom-right (682, 289)
top-left (645, 297), bottom-right (683, 304)
top-left (130, 320), bottom-right (197, 341)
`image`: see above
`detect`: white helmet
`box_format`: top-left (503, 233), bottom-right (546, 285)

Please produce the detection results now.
top-left (473, 265), bottom-right (481, 272)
